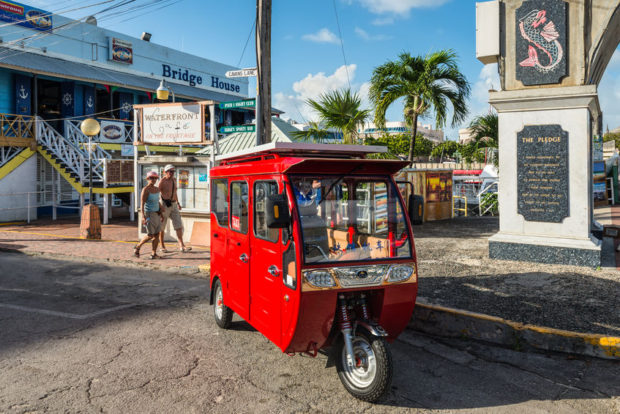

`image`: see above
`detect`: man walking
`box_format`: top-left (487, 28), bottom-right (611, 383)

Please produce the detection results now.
top-left (159, 164), bottom-right (192, 253)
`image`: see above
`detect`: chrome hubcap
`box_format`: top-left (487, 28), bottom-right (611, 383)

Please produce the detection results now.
top-left (341, 336), bottom-right (376, 388)
top-left (215, 286), bottom-right (223, 320)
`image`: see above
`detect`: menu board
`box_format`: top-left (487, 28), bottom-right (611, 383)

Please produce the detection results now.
top-left (517, 125), bottom-right (569, 223)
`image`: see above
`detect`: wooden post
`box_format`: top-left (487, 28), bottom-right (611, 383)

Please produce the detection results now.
top-left (256, 0), bottom-right (271, 144)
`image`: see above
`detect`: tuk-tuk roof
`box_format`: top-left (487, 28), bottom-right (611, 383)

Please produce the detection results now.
top-left (216, 142), bottom-right (387, 162)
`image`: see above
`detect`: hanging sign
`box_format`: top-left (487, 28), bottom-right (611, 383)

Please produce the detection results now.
top-left (225, 68), bottom-right (257, 78)
top-left (139, 103), bottom-right (205, 145)
top-left (99, 120), bottom-right (128, 143)
top-left (108, 37), bottom-right (133, 64)
top-left (219, 99), bottom-right (255, 109)
top-left (219, 125), bottom-right (256, 134)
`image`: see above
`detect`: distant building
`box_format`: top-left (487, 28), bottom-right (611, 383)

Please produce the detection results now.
top-left (358, 121), bottom-right (444, 144)
top-left (459, 128), bottom-right (475, 144)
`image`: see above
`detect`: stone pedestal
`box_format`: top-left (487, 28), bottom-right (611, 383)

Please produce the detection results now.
top-left (80, 204), bottom-right (101, 240)
top-left (488, 85), bottom-right (601, 267)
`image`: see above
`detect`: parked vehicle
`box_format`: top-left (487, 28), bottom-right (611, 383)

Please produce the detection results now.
top-left (208, 142), bottom-right (418, 401)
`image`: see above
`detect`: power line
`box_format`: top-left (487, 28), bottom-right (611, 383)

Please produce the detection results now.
top-left (332, 0), bottom-right (350, 89)
top-left (237, 18), bottom-right (256, 68)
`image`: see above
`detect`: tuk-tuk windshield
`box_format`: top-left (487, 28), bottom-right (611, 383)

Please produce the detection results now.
top-left (291, 175), bottom-right (412, 264)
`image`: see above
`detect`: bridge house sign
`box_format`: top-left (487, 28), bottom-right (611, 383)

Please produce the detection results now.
top-left (516, 0), bottom-right (568, 86)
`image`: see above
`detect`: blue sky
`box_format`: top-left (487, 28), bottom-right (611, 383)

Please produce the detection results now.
top-left (32, 0), bottom-right (620, 139)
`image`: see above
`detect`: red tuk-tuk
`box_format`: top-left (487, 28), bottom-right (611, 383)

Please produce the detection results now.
top-left (209, 143), bottom-right (418, 402)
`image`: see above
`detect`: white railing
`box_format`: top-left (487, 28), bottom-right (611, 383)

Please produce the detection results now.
top-left (36, 118), bottom-right (105, 183)
top-left (0, 146), bottom-right (23, 166)
top-left (64, 120), bottom-right (113, 162)
top-left (0, 191), bottom-right (80, 223)
top-left (478, 181), bottom-right (499, 216)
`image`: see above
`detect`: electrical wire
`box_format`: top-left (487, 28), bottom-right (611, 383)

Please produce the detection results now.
top-left (237, 18), bottom-right (256, 68)
top-left (332, 0), bottom-right (350, 89)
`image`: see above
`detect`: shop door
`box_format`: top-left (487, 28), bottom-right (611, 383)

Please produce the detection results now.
top-left (14, 74), bottom-right (32, 115)
top-left (226, 180), bottom-right (250, 320)
top-left (249, 178), bottom-right (282, 344)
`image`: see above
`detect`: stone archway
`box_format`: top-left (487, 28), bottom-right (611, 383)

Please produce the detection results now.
top-left (476, 0), bottom-right (620, 266)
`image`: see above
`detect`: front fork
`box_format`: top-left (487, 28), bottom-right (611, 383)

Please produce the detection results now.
top-left (338, 293), bottom-right (388, 368)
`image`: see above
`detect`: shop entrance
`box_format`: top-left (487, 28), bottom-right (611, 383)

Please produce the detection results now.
top-left (37, 79), bottom-right (61, 129)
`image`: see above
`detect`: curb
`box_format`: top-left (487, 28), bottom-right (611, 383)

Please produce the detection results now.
top-left (409, 301), bottom-right (620, 360)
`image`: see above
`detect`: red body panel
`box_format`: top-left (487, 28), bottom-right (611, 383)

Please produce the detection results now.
top-left (210, 152), bottom-right (418, 354)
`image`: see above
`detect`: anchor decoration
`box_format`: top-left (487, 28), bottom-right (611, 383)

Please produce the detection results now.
top-left (62, 92), bottom-right (73, 106)
top-left (86, 96), bottom-right (94, 109)
top-left (18, 85), bottom-right (28, 100)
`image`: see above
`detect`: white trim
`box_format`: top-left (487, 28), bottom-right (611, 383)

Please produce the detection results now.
top-left (216, 142), bottom-right (388, 161)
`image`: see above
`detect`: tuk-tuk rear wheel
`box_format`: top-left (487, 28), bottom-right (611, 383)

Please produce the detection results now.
top-left (336, 330), bottom-right (393, 402)
top-left (213, 279), bottom-right (233, 329)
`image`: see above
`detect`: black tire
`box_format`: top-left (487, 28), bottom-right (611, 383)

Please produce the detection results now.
top-left (336, 330), bottom-right (393, 402)
top-left (213, 279), bottom-right (233, 329)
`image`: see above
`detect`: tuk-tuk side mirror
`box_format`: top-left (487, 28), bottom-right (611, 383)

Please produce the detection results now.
top-left (266, 193), bottom-right (291, 228)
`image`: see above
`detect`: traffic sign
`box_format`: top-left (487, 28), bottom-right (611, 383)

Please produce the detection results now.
top-left (220, 125), bottom-right (256, 134)
top-left (226, 68), bottom-right (258, 78)
top-left (219, 99), bottom-right (256, 109)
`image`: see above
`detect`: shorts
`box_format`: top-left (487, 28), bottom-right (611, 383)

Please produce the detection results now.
top-left (161, 203), bottom-right (183, 231)
top-left (145, 211), bottom-right (162, 235)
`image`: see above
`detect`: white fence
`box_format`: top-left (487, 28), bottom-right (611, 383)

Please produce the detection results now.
top-left (0, 191), bottom-right (80, 223)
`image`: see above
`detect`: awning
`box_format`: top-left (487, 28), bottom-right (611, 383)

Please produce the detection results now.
top-left (0, 47), bottom-right (241, 102)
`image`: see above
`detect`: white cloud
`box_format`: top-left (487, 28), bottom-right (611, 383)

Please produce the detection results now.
top-left (371, 16), bottom-right (395, 26)
top-left (302, 28), bottom-right (340, 44)
top-left (354, 27), bottom-right (391, 41)
top-left (275, 65), bottom-right (368, 122)
top-left (355, 0), bottom-right (451, 15)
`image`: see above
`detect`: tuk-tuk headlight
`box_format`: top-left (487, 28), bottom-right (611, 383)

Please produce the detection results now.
top-left (304, 270), bottom-right (336, 288)
top-left (386, 265), bottom-right (415, 283)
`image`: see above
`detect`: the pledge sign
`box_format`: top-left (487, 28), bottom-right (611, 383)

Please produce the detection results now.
top-left (141, 103), bottom-right (204, 144)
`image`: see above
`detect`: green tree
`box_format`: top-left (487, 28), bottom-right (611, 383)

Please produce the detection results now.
top-left (364, 133), bottom-right (433, 159)
top-left (369, 49), bottom-right (470, 164)
top-left (459, 141), bottom-right (486, 163)
top-left (291, 121), bottom-right (329, 143)
top-left (306, 89), bottom-right (370, 144)
top-left (431, 140), bottom-right (460, 160)
top-left (468, 112), bottom-right (498, 148)
top-left (603, 131), bottom-right (620, 151)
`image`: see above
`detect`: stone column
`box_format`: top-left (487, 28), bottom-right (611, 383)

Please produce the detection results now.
top-left (488, 85), bottom-right (601, 266)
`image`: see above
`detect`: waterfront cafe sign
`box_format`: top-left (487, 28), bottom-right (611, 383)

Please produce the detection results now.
top-left (138, 102), bottom-right (206, 145)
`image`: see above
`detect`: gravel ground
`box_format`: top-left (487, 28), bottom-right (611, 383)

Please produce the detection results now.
top-left (413, 217), bottom-right (620, 336)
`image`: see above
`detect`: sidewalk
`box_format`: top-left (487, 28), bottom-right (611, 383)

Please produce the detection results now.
top-left (0, 218), bottom-right (210, 274)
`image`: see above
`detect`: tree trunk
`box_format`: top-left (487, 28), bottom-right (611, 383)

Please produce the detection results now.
top-left (407, 113), bottom-right (419, 165)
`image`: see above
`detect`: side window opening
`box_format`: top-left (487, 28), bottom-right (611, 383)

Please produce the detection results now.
top-left (211, 178), bottom-right (228, 227)
top-left (230, 181), bottom-right (248, 233)
top-left (254, 180), bottom-right (279, 242)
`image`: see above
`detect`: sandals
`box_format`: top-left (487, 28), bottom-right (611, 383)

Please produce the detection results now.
top-left (161, 248), bottom-right (170, 253)
top-left (133, 245), bottom-right (140, 258)
top-left (150, 253), bottom-right (162, 260)
top-left (180, 246), bottom-right (192, 253)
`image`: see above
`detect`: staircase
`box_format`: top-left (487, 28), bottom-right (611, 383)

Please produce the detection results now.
top-left (36, 118), bottom-right (108, 190)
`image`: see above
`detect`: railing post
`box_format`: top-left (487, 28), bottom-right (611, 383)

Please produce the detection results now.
top-left (79, 153), bottom-right (84, 184)
top-left (103, 193), bottom-right (109, 225)
top-left (52, 167), bottom-right (57, 221)
top-left (129, 191), bottom-right (135, 222)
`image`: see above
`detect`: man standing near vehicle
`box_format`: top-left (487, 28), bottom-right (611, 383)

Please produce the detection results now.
top-left (159, 164), bottom-right (192, 253)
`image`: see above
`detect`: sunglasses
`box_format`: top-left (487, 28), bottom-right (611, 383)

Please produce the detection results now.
top-left (166, 170), bottom-right (175, 173)
top-left (147, 176), bottom-right (158, 180)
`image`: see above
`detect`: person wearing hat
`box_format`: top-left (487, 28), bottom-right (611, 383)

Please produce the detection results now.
top-left (134, 170), bottom-right (164, 259)
top-left (158, 164), bottom-right (192, 253)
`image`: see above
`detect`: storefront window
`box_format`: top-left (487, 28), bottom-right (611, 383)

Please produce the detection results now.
top-left (140, 164), bottom-right (210, 211)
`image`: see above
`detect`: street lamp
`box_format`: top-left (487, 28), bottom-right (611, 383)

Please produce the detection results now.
top-left (156, 79), bottom-right (175, 102)
top-left (79, 118), bottom-right (101, 240)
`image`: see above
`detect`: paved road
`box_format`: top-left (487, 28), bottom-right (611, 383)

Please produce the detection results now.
top-left (0, 252), bottom-right (618, 413)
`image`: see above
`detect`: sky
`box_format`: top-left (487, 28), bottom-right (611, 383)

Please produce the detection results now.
top-left (29, 0), bottom-right (620, 140)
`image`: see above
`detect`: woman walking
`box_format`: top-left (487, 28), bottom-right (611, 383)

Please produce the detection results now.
top-left (134, 170), bottom-right (164, 259)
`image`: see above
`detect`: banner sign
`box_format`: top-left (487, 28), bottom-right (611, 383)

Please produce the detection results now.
top-left (0, 1), bottom-right (52, 31)
top-left (219, 99), bottom-right (255, 109)
top-left (108, 37), bottom-right (133, 64)
top-left (140, 103), bottom-right (205, 145)
top-left (99, 120), bottom-right (128, 143)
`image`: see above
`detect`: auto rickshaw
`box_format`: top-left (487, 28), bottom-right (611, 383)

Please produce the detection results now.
top-left (209, 142), bottom-right (418, 402)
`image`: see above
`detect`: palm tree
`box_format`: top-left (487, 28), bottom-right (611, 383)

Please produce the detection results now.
top-left (370, 50), bottom-right (471, 163)
top-left (468, 112), bottom-right (498, 148)
top-left (291, 121), bottom-right (330, 143)
top-left (306, 89), bottom-right (370, 144)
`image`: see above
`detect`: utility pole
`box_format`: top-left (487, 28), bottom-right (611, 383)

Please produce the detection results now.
top-left (256, 0), bottom-right (271, 145)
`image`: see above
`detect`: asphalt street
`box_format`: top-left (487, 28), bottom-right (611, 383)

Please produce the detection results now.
top-left (0, 251), bottom-right (618, 413)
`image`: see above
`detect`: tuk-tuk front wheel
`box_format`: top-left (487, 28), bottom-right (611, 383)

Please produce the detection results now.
top-left (336, 330), bottom-right (393, 402)
top-left (213, 279), bottom-right (233, 329)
